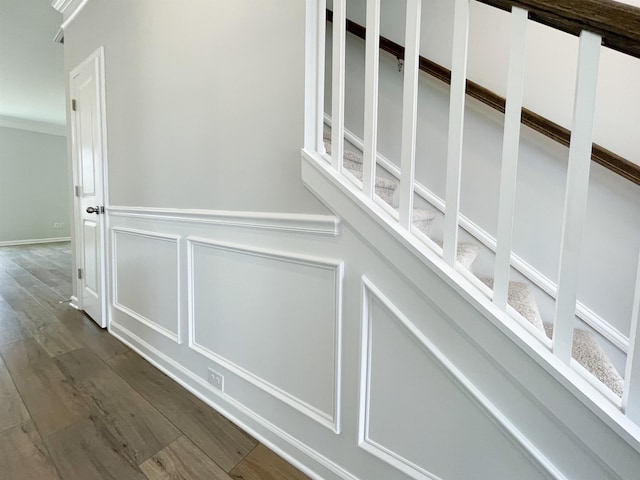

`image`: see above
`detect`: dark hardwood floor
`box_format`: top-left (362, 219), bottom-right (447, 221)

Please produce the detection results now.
top-left (0, 242), bottom-right (310, 480)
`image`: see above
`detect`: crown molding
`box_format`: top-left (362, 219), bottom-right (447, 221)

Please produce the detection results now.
top-left (0, 115), bottom-right (66, 137)
top-left (51, 0), bottom-right (89, 29)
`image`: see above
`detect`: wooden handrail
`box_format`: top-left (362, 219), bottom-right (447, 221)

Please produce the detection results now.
top-left (326, 9), bottom-right (640, 186)
top-left (477, 0), bottom-right (640, 59)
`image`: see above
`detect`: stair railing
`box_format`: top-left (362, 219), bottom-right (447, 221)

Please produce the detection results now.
top-left (305, 0), bottom-right (640, 426)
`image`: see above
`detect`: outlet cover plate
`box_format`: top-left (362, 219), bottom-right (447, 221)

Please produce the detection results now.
top-left (207, 367), bottom-right (224, 392)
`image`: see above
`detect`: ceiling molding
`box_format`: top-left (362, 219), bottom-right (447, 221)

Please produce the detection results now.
top-left (0, 115), bottom-right (66, 137)
top-left (51, 0), bottom-right (89, 29)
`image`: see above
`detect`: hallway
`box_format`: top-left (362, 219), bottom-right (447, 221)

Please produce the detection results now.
top-left (0, 242), bottom-right (310, 480)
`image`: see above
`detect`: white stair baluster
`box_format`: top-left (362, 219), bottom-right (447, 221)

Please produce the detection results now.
top-left (362, 0), bottom-right (381, 199)
top-left (331, 0), bottom-right (346, 172)
top-left (553, 30), bottom-right (601, 365)
top-left (398, 0), bottom-right (422, 228)
top-left (623, 252), bottom-right (640, 422)
top-left (493, 7), bottom-right (528, 310)
top-left (304, 0), bottom-right (326, 153)
top-left (443, 0), bottom-right (470, 266)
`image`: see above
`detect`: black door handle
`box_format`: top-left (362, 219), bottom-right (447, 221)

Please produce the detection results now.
top-left (86, 206), bottom-right (100, 214)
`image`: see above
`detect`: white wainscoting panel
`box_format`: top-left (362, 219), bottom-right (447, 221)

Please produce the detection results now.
top-left (112, 227), bottom-right (181, 343)
top-left (187, 237), bottom-right (343, 432)
top-left (359, 277), bottom-right (560, 480)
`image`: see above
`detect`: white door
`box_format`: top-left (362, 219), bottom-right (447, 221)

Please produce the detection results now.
top-left (70, 49), bottom-right (107, 328)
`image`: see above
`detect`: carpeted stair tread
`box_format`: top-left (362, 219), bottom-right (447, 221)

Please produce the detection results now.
top-left (434, 241), bottom-right (480, 269)
top-left (323, 139), bottom-right (364, 165)
top-left (481, 278), bottom-right (545, 332)
top-left (543, 323), bottom-right (624, 397)
top-left (412, 208), bottom-right (437, 232)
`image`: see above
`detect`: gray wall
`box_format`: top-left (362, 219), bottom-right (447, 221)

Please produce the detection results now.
top-left (0, 126), bottom-right (70, 243)
top-left (63, 0), bottom-right (327, 214)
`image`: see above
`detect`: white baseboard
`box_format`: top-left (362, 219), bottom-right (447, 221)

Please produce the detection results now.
top-left (69, 296), bottom-right (80, 310)
top-left (109, 321), bottom-right (360, 480)
top-left (0, 237), bottom-right (71, 247)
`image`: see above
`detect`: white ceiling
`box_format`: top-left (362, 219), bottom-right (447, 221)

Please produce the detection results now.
top-left (0, 0), bottom-right (65, 126)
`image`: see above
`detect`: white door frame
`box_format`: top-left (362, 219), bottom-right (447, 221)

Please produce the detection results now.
top-left (69, 46), bottom-right (110, 327)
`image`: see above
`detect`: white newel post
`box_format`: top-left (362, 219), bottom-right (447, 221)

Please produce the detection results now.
top-left (304, 0), bottom-right (326, 153)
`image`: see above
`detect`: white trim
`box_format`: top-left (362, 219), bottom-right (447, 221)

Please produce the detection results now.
top-left (109, 321), bottom-right (360, 480)
top-left (107, 206), bottom-right (340, 237)
top-left (0, 116), bottom-right (66, 137)
top-left (53, 28), bottom-right (64, 44)
top-left (323, 116), bottom-right (629, 353)
top-left (69, 295), bottom-right (80, 310)
top-left (69, 46), bottom-right (109, 327)
top-left (0, 237), bottom-right (71, 247)
top-left (358, 276), bottom-right (565, 480)
top-left (186, 236), bottom-right (343, 434)
top-left (302, 151), bottom-right (640, 455)
top-left (111, 227), bottom-right (182, 344)
top-left (53, 0), bottom-right (90, 29)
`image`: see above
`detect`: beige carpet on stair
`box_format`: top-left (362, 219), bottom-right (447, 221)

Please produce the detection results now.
top-left (543, 323), bottom-right (624, 397)
top-left (324, 140), bottom-right (398, 205)
top-left (434, 241), bottom-right (479, 269)
top-left (481, 278), bottom-right (545, 332)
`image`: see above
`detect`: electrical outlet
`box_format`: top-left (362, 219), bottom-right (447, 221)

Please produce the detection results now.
top-left (207, 367), bottom-right (224, 391)
top-left (53, 222), bottom-right (65, 229)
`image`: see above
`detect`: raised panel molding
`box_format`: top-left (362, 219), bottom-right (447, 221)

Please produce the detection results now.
top-left (112, 227), bottom-right (182, 344)
top-left (107, 206), bottom-right (340, 236)
top-left (359, 277), bottom-right (562, 480)
top-left (108, 321), bottom-right (359, 480)
top-left (187, 236), bottom-right (343, 433)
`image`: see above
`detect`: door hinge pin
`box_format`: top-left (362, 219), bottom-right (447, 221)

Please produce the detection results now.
top-left (72, 99), bottom-right (77, 111)
top-left (77, 268), bottom-right (83, 280)
top-left (75, 185), bottom-right (81, 197)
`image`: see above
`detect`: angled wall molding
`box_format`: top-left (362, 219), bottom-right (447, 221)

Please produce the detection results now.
top-left (187, 236), bottom-right (343, 433)
top-left (358, 276), bottom-right (563, 480)
top-left (112, 227), bottom-right (182, 344)
top-left (107, 206), bottom-right (340, 236)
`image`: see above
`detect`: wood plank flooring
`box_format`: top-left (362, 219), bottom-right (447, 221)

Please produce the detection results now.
top-left (0, 242), bottom-right (311, 480)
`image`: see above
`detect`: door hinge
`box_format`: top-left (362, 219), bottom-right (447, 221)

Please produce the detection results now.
top-left (75, 185), bottom-right (81, 197)
top-left (77, 268), bottom-right (83, 280)
top-left (71, 99), bottom-right (77, 111)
